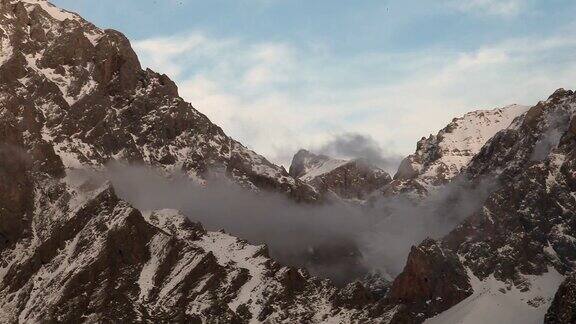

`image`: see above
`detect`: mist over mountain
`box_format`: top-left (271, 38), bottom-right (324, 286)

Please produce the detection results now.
top-left (67, 162), bottom-right (495, 284)
top-left (2, 1), bottom-right (576, 323)
top-left (314, 133), bottom-right (404, 175)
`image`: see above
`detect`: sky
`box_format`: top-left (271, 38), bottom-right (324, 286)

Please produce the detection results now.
top-left (52, 0), bottom-right (576, 169)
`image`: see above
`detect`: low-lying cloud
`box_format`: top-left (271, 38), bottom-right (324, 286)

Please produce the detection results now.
top-left (72, 163), bottom-right (498, 285)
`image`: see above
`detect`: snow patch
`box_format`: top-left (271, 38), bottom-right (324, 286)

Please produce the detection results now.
top-left (195, 231), bottom-right (270, 318)
top-left (426, 267), bottom-right (564, 324)
top-left (19, 0), bottom-right (80, 22)
top-left (0, 26), bottom-right (12, 67)
top-left (301, 158), bottom-right (348, 182)
top-left (138, 234), bottom-right (170, 302)
top-left (435, 104), bottom-right (530, 177)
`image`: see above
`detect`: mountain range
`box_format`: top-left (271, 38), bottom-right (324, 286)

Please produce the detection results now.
top-left (1, 1), bottom-right (575, 323)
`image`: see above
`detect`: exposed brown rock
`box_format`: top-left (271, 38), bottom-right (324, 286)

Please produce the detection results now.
top-left (388, 239), bottom-right (472, 322)
top-left (333, 281), bottom-right (377, 309)
top-left (0, 111), bottom-right (33, 252)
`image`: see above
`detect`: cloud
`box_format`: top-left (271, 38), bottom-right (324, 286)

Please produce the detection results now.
top-left (451, 0), bottom-right (527, 17)
top-left (242, 43), bottom-right (295, 86)
top-left (133, 33), bottom-right (236, 78)
top-left (531, 108), bottom-right (570, 161)
top-left (132, 30), bottom-right (576, 168)
top-left (72, 163), bottom-right (498, 283)
top-left (314, 133), bottom-right (404, 174)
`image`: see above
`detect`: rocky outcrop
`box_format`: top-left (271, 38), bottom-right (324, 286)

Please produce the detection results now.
top-left (448, 90), bottom-right (576, 283)
top-left (545, 274), bottom-right (576, 324)
top-left (387, 239), bottom-right (472, 323)
top-left (413, 90), bottom-right (576, 323)
top-left (382, 90), bottom-right (576, 323)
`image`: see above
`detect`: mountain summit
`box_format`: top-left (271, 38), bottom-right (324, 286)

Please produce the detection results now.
top-left (2, 1), bottom-right (576, 323)
top-left (289, 149), bottom-right (391, 201)
top-left (388, 104), bottom-right (529, 196)
top-left (0, 0), bottom-right (318, 201)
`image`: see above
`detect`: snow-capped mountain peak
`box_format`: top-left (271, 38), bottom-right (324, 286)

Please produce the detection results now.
top-left (390, 104), bottom-right (529, 195)
top-left (289, 149), bottom-right (392, 201)
top-left (13, 0), bottom-right (81, 22)
top-left (289, 149), bottom-right (349, 181)
top-left (3, 0), bottom-right (576, 323)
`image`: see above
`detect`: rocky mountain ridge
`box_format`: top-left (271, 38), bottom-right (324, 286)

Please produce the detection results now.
top-left (0, 0), bottom-right (317, 202)
top-left (2, 0), bottom-right (576, 323)
top-left (388, 104), bottom-right (529, 196)
top-left (289, 149), bottom-right (391, 201)
top-left (389, 89), bottom-right (576, 323)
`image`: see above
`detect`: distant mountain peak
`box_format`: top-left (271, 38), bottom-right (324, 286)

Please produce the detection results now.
top-left (289, 149), bottom-right (348, 180)
top-left (289, 149), bottom-right (391, 201)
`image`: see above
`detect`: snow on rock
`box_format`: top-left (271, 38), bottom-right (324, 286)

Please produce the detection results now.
top-left (18, 0), bottom-right (80, 21)
top-left (137, 234), bottom-right (169, 302)
top-left (194, 231), bottom-right (270, 315)
top-left (0, 174), bottom-right (383, 322)
top-left (426, 268), bottom-right (564, 324)
top-left (390, 104), bottom-right (530, 195)
top-left (438, 104), bottom-right (529, 166)
top-left (289, 149), bottom-right (391, 200)
top-left (290, 149), bottom-right (350, 182)
top-left (0, 26), bottom-right (12, 67)
top-left (0, 0), bottom-right (318, 202)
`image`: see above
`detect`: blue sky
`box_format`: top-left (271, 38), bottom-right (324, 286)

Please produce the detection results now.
top-left (52, 0), bottom-right (576, 167)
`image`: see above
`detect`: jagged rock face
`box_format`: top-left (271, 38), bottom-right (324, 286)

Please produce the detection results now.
top-left (0, 112), bottom-right (33, 252)
top-left (0, 1), bottom-right (393, 322)
top-left (388, 104), bottom-right (528, 196)
top-left (289, 149), bottom-right (391, 201)
top-left (387, 239), bottom-right (472, 323)
top-left (4, 1), bottom-right (576, 323)
top-left (0, 115), bottom-right (386, 323)
top-left (545, 274), bottom-right (576, 324)
top-left (0, 0), bottom-right (317, 202)
top-left (446, 90), bottom-right (576, 283)
top-left (386, 90), bottom-right (576, 323)
top-left (0, 170), bottom-right (383, 322)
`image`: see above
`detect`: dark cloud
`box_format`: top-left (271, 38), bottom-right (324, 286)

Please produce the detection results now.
top-left (316, 133), bottom-right (404, 174)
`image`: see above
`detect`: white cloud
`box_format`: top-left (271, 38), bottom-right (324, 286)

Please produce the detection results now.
top-left (242, 43), bottom-right (295, 86)
top-left (452, 0), bottom-right (526, 16)
top-left (133, 33), bottom-right (237, 78)
top-left (133, 31), bottom-right (576, 168)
